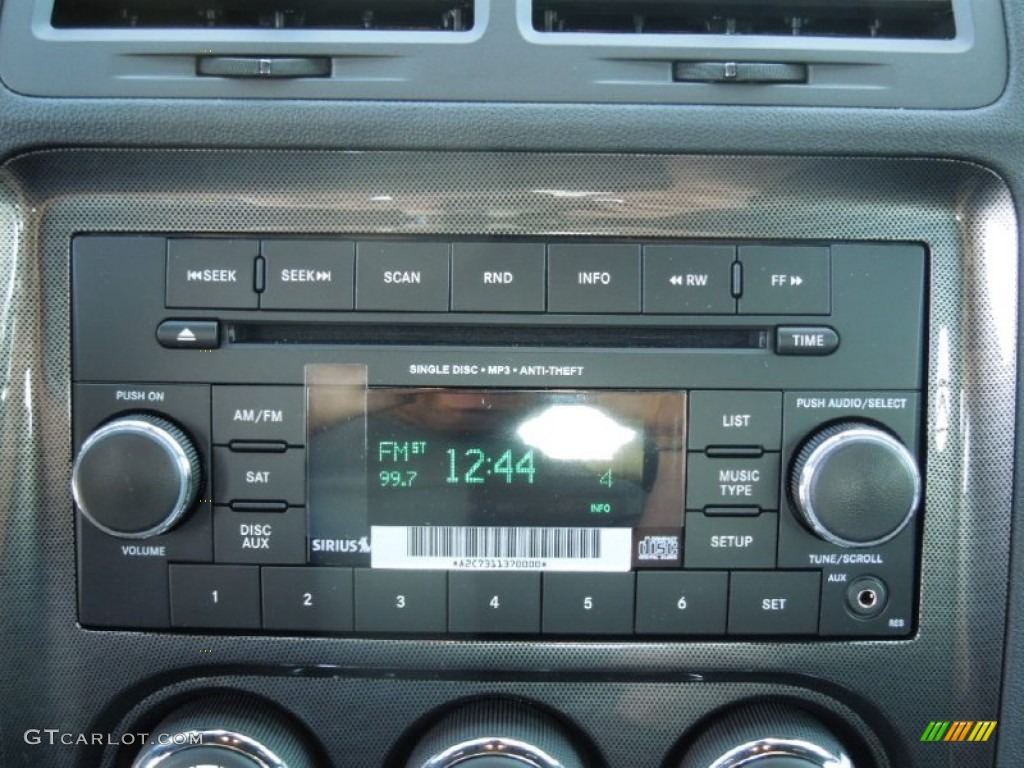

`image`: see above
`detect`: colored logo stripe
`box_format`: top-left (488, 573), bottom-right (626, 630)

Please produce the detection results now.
top-left (921, 722), bottom-right (950, 742)
top-left (922, 721), bottom-right (997, 742)
top-left (945, 721), bottom-right (974, 741)
top-left (969, 722), bottom-right (998, 742)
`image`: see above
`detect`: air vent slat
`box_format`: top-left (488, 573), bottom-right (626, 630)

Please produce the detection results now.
top-left (52, 0), bottom-right (474, 31)
top-left (533, 0), bottom-right (955, 40)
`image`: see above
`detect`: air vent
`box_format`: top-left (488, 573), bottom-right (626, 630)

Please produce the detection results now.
top-left (533, 0), bottom-right (954, 39)
top-left (52, 0), bottom-right (474, 30)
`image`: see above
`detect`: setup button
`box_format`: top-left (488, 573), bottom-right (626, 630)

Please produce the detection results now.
top-left (684, 512), bottom-right (777, 569)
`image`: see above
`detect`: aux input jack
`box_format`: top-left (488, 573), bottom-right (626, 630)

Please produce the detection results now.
top-left (845, 576), bottom-right (888, 619)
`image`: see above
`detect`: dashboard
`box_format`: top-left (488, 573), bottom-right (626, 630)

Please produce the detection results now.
top-left (0, 2), bottom-right (1022, 768)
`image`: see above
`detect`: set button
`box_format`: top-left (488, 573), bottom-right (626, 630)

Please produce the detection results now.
top-left (728, 571), bottom-right (821, 634)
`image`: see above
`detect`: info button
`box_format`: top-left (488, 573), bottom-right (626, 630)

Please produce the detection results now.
top-left (547, 244), bottom-right (641, 314)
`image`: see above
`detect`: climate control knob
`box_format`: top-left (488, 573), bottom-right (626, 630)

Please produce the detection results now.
top-left (406, 700), bottom-right (585, 768)
top-left (789, 421), bottom-right (920, 548)
top-left (132, 695), bottom-right (315, 768)
top-left (72, 413), bottom-right (201, 538)
top-left (678, 702), bottom-right (854, 768)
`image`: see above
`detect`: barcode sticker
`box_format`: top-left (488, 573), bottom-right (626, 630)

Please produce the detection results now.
top-left (371, 526), bottom-right (633, 572)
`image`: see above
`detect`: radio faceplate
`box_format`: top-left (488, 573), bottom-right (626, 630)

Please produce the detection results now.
top-left (72, 234), bottom-right (925, 640)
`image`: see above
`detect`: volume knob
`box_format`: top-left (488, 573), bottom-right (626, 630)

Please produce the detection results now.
top-left (72, 414), bottom-right (201, 538)
top-left (790, 421), bottom-right (920, 548)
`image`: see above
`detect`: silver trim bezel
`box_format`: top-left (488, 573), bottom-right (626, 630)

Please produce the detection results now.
top-left (420, 737), bottom-right (566, 768)
top-left (796, 426), bottom-right (921, 549)
top-left (132, 727), bottom-right (287, 768)
top-left (708, 737), bottom-right (854, 768)
top-left (71, 417), bottom-right (195, 540)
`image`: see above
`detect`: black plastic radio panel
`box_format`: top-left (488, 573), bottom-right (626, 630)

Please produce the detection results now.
top-left (71, 235), bottom-right (926, 641)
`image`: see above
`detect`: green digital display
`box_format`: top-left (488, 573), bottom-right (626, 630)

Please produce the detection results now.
top-left (365, 389), bottom-right (686, 528)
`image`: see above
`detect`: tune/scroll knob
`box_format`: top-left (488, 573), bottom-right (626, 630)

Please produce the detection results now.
top-left (132, 695), bottom-right (316, 768)
top-left (405, 700), bottom-right (586, 768)
top-left (678, 702), bottom-right (855, 768)
top-left (72, 413), bottom-right (201, 539)
top-left (789, 421), bottom-right (921, 548)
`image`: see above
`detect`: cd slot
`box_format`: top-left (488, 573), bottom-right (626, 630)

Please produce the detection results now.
top-left (229, 322), bottom-right (768, 350)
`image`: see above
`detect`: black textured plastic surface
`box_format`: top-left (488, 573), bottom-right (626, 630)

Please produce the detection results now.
top-left (0, 151), bottom-right (1015, 768)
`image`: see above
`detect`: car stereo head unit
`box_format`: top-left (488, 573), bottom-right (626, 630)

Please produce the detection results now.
top-left (70, 235), bottom-right (926, 641)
